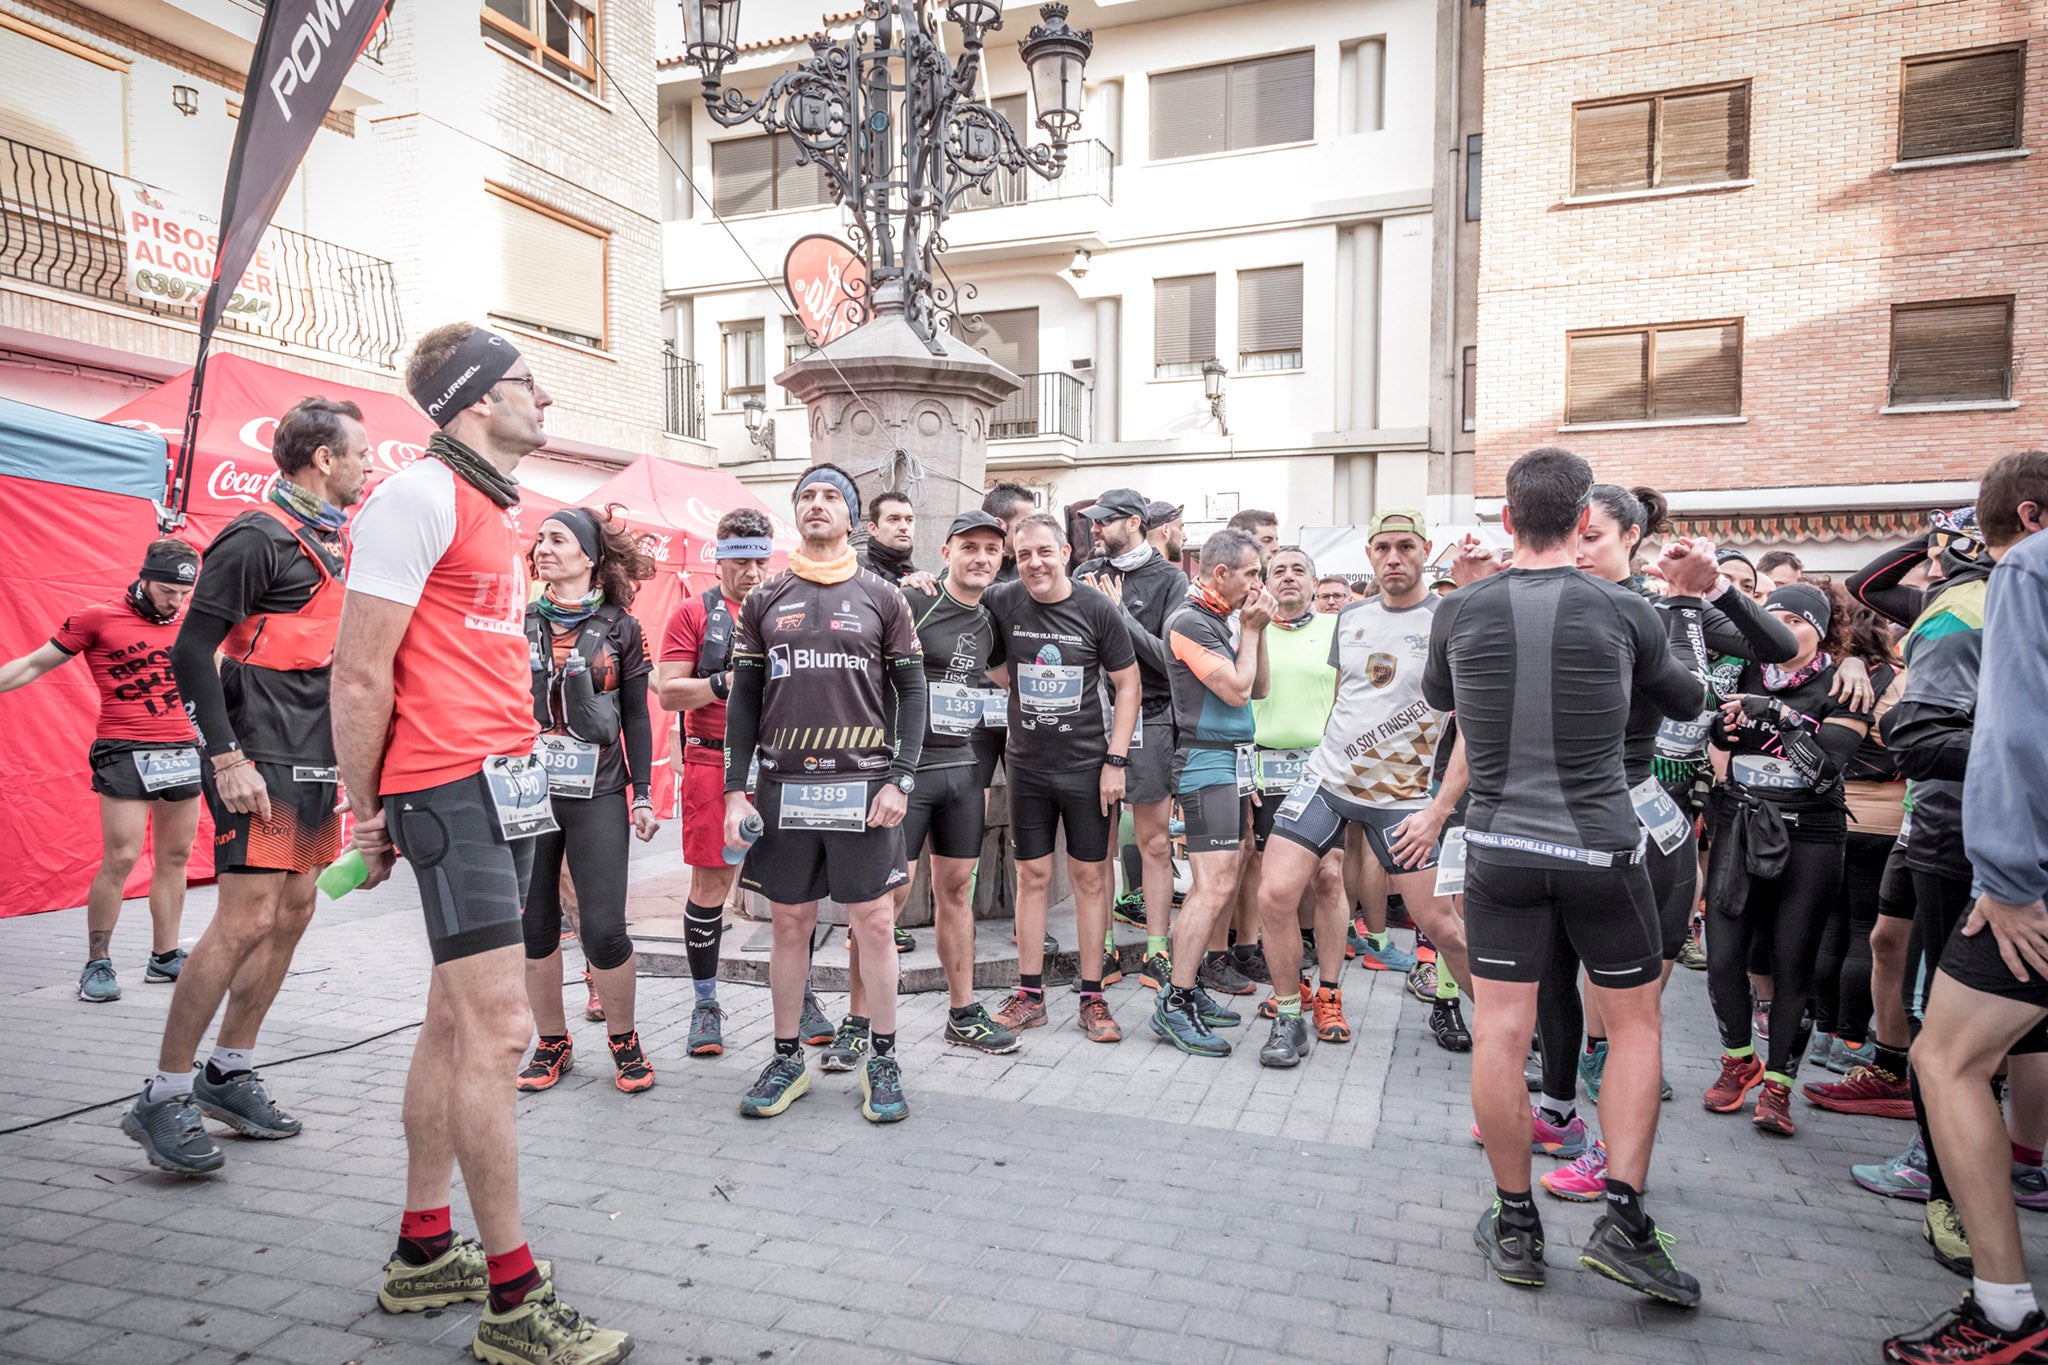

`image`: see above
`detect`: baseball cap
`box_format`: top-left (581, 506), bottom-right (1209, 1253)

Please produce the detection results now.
top-left (946, 509), bottom-right (1006, 540)
top-left (1144, 500), bottom-right (1183, 531)
top-left (1367, 507), bottom-right (1428, 541)
top-left (1082, 487), bottom-right (1148, 523)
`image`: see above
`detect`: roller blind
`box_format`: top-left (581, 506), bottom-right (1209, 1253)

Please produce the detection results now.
top-left (1660, 85), bottom-right (1748, 185)
top-left (1155, 275), bottom-right (1216, 372)
top-left (1573, 99), bottom-right (1654, 195)
top-left (970, 307), bottom-right (1039, 376)
top-left (486, 188), bottom-right (607, 347)
top-left (1900, 48), bottom-right (2024, 160)
top-left (711, 136), bottom-right (774, 216)
top-left (1651, 323), bottom-right (1741, 418)
top-left (1566, 331), bottom-right (1649, 423)
top-left (775, 144), bottom-right (831, 210)
top-left (1228, 50), bottom-right (1314, 150)
top-left (1238, 265), bottom-right (1303, 365)
top-left (1149, 64), bottom-right (1225, 160)
top-left (0, 24), bottom-right (125, 171)
top-left (1890, 299), bottom-right (2014, 404)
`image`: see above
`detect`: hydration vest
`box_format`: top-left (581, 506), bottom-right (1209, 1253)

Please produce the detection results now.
top-left (693, 585), bottom-right (737, 678)
top-left (525, 604), bottom-right (626, 746)
top-left (217, 501), bottom-right (347, 671)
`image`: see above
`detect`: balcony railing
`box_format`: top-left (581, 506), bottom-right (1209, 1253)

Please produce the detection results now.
top-left (958, 138), bottom-right (1115, 212)
top-left (991, 371), bottom-right (1089, 441)
top-left (0, 137), bottom-right (407, 370)
top-left (663, 344), bottom-right (707, 440)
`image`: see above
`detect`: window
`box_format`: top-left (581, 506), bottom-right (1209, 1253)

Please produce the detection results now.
top-left (1572, 82), bottom-right (1749, 196)
top-left (483, 185), bottom-right (608, 349)
top-left (1898, 46), bottom-right (2025, 162)
top-left (783, 316), bottom-right (814, 373)
top-left (1889, 298), bottom-right (2014, 406)
top-left (1149, 50), bottom-right (1314, 161)
top-left (721, 321), bottom-right (765, 408)
top-left (710, 134), bottom-right (831, 216)
top-left (1566, 321), bottom-right (1741, 424)
top-left (1238, 266), bottom-right (1303, 371)
top-left (1462, 346), bottom-right (1477, 432)
top-left (968, 308), bottom-right (1040, 376)
top-left (0, 19), bottom-right (126, 171)
top-left (1154, 275), bottom-right (1216, 377)
top-left (1465, 134), bottom-right (1483, 220)
top-left (482, 0), bottom-right (598, 95)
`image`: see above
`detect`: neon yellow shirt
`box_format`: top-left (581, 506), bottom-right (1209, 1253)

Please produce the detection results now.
top-left (1252, 611), bottom-right (1337, 749)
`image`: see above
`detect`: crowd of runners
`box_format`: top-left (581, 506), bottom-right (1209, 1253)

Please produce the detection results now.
top-left (7, 321), bottom-right (2048, 1364)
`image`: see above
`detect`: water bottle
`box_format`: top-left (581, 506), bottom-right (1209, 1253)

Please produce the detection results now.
top-left (723, 813), bottom-right (763, 866)
top-left (318, 848), bottom-right (370, 899)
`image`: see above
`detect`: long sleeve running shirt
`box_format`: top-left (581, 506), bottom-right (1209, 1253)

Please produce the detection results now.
top-left (1964, 531), bottom-right (2048, 905)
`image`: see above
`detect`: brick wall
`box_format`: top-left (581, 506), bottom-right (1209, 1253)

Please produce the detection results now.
top-left (1474, 1), bottom-right (2045, 498)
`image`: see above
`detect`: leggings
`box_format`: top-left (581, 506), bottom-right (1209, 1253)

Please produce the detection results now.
top-left (1813, 831), bottom-right (1896, 1042)
top-left (1706, 831), bottom-right (1845, 1078)
top-left (522, 789), bottom-right (634, 971)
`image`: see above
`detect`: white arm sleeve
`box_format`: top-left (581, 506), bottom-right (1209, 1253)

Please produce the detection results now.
top-left (345, 461), bottom-right (457, 607)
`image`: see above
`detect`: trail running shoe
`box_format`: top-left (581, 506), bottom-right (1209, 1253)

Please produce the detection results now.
top-left (894, 927), bottom-right (915, 954)
top-left (1386, 895), bottom-right (1415, 932)
top-left (1151, 994), bottom-right (1232, 1058)
top-left (1804, 1064), bottom-right (1913, 1119)
top-left (471, 1285), bottom-right (631, 1365)
top-left (1468, 1105), bottom-right (1591, 1159)
top-left (1753, 1079), bottom-right (1795, 1136)
top-left (1190, 986), bottom-right (1242, 1028)
top-left (1197, 952), bottom-right (1255, 997)
top-left (2016, 1163), bottom-right (2048, 1213)
top-left (1077, 997), bottom-right (1121, 1043)
top-left (609, 1031), bottom-right (655, 1094)
top-left (378, 1237), bottom-right (553, 1313)
top-left (1311, 986), bottom-right (1351, 1043)
top-left (1525, 1049), bottom-right (1544, 1092)
top-left (1111, 892), bottom-right (1147, 929)
top-left (1346, 917), bottom-right (1364, 960)
top-left (687, 1000), bottom-right (725, 1057)
top-left (1853, 1135), bottom-right (1932, 1202)
top-left (1580, 1041), bottom-right (1609, 1103)
top-left (583, 967), bottom-right (603, 1023)
top-left (1924, 1198), bottom-right (1973, 1277)
top-left (1807, 1032), bottom-right (1835, 1069)
top-left (1753, 1000), bottom-right (1772, 1045)
top-left (1231, 944), bottom-right (1272, 985)
top-left (516, 1037), bottom-right (573, 1093)
top-left (1100, 955), bottom-right (1126, 988)
top-left (1831, 1039), bottom-right (1880, 1074)
top-left (861, 1054), bottom-right (908, 1123)
top-left (944, 1004), bottom-right (1021, 1054)
top-left (819, 1018), bottom-right (871, 1073)
top-left (992, 990), bottom-right (1048, 1033)
top-left (1260, 1012), bottom-right (1310, 1068)
top-left (79, 957), bottom-right (120, 1003)
top-left (144, 948), bottom-right (187, 983)
top-left (121, 1088), bottom-right (223, 1176)
top-left (1883, 1293), bottom-right (2048, 1365)
top-left (193, 1067), bottom-right (302, 1138)
top-left (1704, 1052), bottom-right (1765, 1113)
top-left (1578, 1214), bottom-right (1701, 1309)
top-left (799, 991), bottom-right (835, 1046)
top-left (1257, 977), bottom-right (1314, 1019)
top-left (1430, 998), bottom-right (1472, 1052)
top-left (1406, 959), bottom-right (1437, 1002)
top-left (1354, 934), bottom-right (1418, 974)
top-left (1676, 934), bottom-right (1707, 972)
top-left (740, 1054), bottom-right (811, 1118)
top-left (1542, 1141), bottom-right (1609, 1202)
top-left (1473, 1202), bottom-right (1545, 1288)
top-left (1139, 952), bottom-right (1172, 991)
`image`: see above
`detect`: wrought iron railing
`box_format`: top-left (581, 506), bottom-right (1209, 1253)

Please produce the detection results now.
top-left (0, 137), bottom-right (407, 370)
top-left (991, 371), bottom-right (1089, 441)
top-left (664, 344), bottom-right (707, 440)
top-left (959, 138), bottom-right (1115, 211)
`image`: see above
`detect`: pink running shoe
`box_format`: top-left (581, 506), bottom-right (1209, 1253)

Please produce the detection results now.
top-left (1542, 1141), bottom-right (1608, 1202)
top-left (1469, 1105), bottom-right (1592, 1158)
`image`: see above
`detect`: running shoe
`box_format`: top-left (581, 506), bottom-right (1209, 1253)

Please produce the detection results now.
top-left (1675, 934), bottom-right (1707, 972)
top-left (1386, 895), bottom-right (1415, 932)
top-left (1883, 1294), bottom-right (2048, 1364)
top-left (740, 1054), bottom-right (811, 1118)
top-left (121, 1088), bottom-right (223, 1176)
top-left (687, 1000), bottom-right (725, 1057)
top-left (1100, 956), bottom-right (1126, 988)
top-left (1196, 951), bottom-right (1255, 997)
top-left (1260, 1012), bottom-right (1310, 1068)
top-left (1806, 1032), bottom-right (1835, 1069)
top-left (1578, 1214), bottom-right (1701, 1309)
top-left (144, 948), bottom-right (187, 983)
top-left (1138, 952), bottom-right (1172, 991)
top-left (1852, 1135), bottom-right (1932, 1202)
top-left (378, 1237), bottom-right (553, 1313)
top-left (991, 990), bottom-right (1048, 1033)
top-left (608, 1031), bottom-right (654, 1094)
top-left (799, 991), bottom-right (835, 1046)
top-left (1255, 978), bottom-right (1313, 1020)
top-left (471, 1285), bottom-right (631, 1365)
top-left (582, 967), bottom-right (603, 1023)
top-left (1430, 998), bottom-right (1472, 1052)
top-left (1232, 943), bottom-right (1272, 985)
top-left (1467, 1105), bottom-right (1591, 1159)
top-left (193, 1067), bottom-right (302, 1138)
top-left (895, 927), bottom-right (915, 954)
top-left (1472, 1201), bottom-right (1545, 1288)
top-left (1310, 986), bottom-right (1351, 1044)
top-left (1151, 994), bottom-right (1232, 1058)
top-left (79, 957), bottom-right (120, 1003)
top-left (1190, 986), bottom-right (1243, 1028)
top-left (1077, 997), bottom-right (1121, 1044)
top-left (1354, 934), bottom-right (1418, 974)
top-left (1346, 917), bottom-right (1365, 960)
top-left (1111, 892), bottom-right (1147, 929)
top-left (1830, 1039), bottom-right (1880, 1074)
top-left (516, 1037), bottom-right (574, 1093)
top-left (1525, 1049), bottom-right (1544, 1092)
top-left (1753, 999), bottom-right (1772, 1045)
top-left (1924, 1198), bottom-right (1973, 1276)
top-left (944, 1004), bottom-right (1021, 1054)
top-left (819, 1017), bottom-right (871, 1073)
top-left (1804, 1064), bottom-right (1913, 1119)
top-left (1703, 1052), bottom-right (1765, 1113)
top-left (1542, 1141), bottom-right (1609, 1202)
top-left (2016, 1163), bottom-right (2048, 1213)
top-left (861, 1054), bottom-right (908, 1123)
top-left (1753, 1079), bottom-right (1795, 1137)
top-left (1579, 1041), bottom-right (1609, 1103)
top-left (1406, 959), bottom-right (1437, 1002)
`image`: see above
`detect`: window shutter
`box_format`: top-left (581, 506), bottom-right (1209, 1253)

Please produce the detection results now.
top-left (1659, 86), bottom-right (1748, 185)
top-left (1651, 323), bottom-right (1741, 418)
top-left (485, 189), bottom-right (606, 346)
top-left (1573, 99), bottom-right (1654, 195)
top-left (1228, 50), bottom-right (1314, 151)
top-left (1891, 300), bottom-right (2014, 404)
top-left (1238, 265), bottom-right (1303, 357)
top-left (1901, 49), bottom-right (2024, 160)
top-left (971, 307), bottom-right (1040, 375)
top-left (0, 25), bottom-right (125, 171)
top-left (1566, 332), bottom-right (1649, 423)
top-left (1155, 275), bottom-right (1216, 369)
top-left (1149, 65), bottom-right (1226, 160)
top-left (711, 136), bottom-right (774, 215)
top-left (774, 142), bottom-right (831, 209)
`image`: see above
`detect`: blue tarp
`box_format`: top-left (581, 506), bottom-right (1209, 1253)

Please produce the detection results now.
top-left (0, 394), bottom-right (167, 502)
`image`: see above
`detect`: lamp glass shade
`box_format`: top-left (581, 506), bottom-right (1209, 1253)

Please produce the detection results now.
top-left (685, 0), bottom-right (742, 63)
top-left (945, 0), bottom-right (1000, 28)
top-left (1202, 358), bottom-right (1225, 400)
top-left (1019, 5), bottom-right (1092, 133)
top-left (742, 394), bottom-right (765, 432)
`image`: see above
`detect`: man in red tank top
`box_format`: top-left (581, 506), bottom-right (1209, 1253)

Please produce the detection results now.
top-left (329, 323), bottom-right (630, 1362)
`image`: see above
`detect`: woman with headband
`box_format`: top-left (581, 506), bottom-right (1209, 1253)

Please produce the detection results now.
top-left (514, 505), bottom-right (663, 1095)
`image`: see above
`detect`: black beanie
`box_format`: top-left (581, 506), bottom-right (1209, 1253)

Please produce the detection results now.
top-left (1764, 582), bottom-right (1831, 637)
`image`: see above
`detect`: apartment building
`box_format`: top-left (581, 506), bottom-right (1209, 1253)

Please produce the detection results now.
top-left (0, 0), bottom-right (671, 500)
top-left (654, 0), bottom-right (1451, 544)
top-left (1475, 1), bottom-right (2043, 569)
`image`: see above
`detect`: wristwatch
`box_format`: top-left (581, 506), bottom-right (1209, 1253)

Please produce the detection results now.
top-left (893, 773), bottom-right (916, 795)
top-left (1102, 753), bottom-right (1129, 769)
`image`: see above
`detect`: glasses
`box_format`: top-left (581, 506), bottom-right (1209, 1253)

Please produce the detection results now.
top-left (497, 375), bottom-right (539, 397)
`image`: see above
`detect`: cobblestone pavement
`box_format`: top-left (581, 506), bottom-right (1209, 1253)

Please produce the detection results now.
top-left (1, 843), bottom-right (2041, 1364)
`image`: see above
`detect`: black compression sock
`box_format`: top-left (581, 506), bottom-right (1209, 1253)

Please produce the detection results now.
top-left (871, 1031), bottom-right (895, 1057)
top-left (1496, 1187), bottom-right (1539, 1228)
top-left (684, 900), bottom-right (725, 985)
top-left (1874, 1042), bottom-right (1909, 1080)
top-left (1604, 1178), bottom-right (1652, 1238)
top-left (1020, 974), bottom-right (1043, 997)
top-left (775, 1036), bottom-right (800, 1058)
top-left (1080, 979), bottom-right (1103, 997)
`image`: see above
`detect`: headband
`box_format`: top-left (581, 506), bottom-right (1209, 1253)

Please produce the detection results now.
top-left (411, 328), bottom-right (521, 427)
top-left (544, 507), bottom-right (603, 566)
top-left (716, 536), bottom-right (774, 560)
top-left (793, 466), bottom-right (860, 515)
top-left (138, 540), bottom-right (200, 584)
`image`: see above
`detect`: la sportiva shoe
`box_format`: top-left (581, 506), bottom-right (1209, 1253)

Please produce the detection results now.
top-left (1676, 934), bottom-right (1708, 972)
top-left (121, 1087), bottom-right (223, 1176)
top-left (861, 1053), bottom-right (909, 1123)
top-left (1803, 1064), bottom-right (1913, 1119)
top-left (1829, 1038), bottom-right (1879, 1074)
top-left (1406, 959), bottom-right (1437, 1002)
top-left (1310, 986), bottom-right (1351, 1044)
top-left (1430, 997), bottom-right (1472, 1052)
top-left (799, 991), bottom-right (835, 1046)
top-left (687, 999), bottom-right (725, 1057)
top-left (1752, 1079), bottom-right (1795, 1136)
top-left (1852, 1135), bottom-right (1933, 1202)
top-left (992, 990), bottom-right (1048, 1033)
top-left (1703, 1051), bottom-right (1765, 1113)
top-left (1578, 1214), bottom-right (1701, 1309)
top-left (1231, 943), bottom-right (1272, 985)
top-left (1189, 986), bottom-right (1243, 1028)
top-left (1077, 996), bottom-right (1122, 1044)
top-left (471, 1285), bottom-right (630, 1365)
top-left (1354, 934), bottom-right (1418, 973)
top-left (144, 948), bottom-right (187, 983)
top-left (1151, 993), bottom-right (1231, 1058)
top-left (1473, 1201), bottom-right (1545, 1288)
top-left (739, 1054), bottom-right (811, 1118)
top-left (1259, 1012), bottom-right (1310, 1068)
top-left (1924, 1197), bottom-right (1973, 1276)
top-left (1580, 1040), bottom-right (1609, 1103)
top-left (377, 1237), bottom-right (553, 1313)
top-left (1542, 1141), bottom-right (1609, 1202)
top-left (1883, 1293), bottom-right (2048, 1364)
top-left (1111, 892), bottom-right (1147, 929)
top-left (608, 1031), bottom-right (655, 1094)
top-left (1196, 951), bottom-right (1256, 997)
top-left (1807, 1032), bottom-right (1836, 1069)
top-left (515, 1037), bottom-right (573, 1093)
top-left (193, 1066), bottom-right (302, 1138)
top-left (819, 1017), bottom-right (871, 1073)
top-left (1100, 954), bottom-right (1126, 988)
top-left (944, 1003), bottom-right (1022, 1054)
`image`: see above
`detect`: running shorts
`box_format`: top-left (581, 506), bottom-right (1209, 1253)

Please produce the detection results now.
top-left (1938, 909), bottom-right (2048, 1012)
top-left (205, 759), bottom-right (343, 875)
top-left (1251, 788), bottom-right (1281, 851)
top-left (1647, 821), bottom-right (1700, 960)
top-left (903, 764), bottom-right (986, 862)
top-left (680, 755), bottom-right (730, 869)
top-left (1271, 778), bottom-right (1439, 872)
top-left (1463, 854), bottom-right (1662, 990)
top-left (1877, 837), bottom-right (1915, 920)
top-left (741, 778), bottom-right (909, 906)
top-left (1180, 781), bottom-right (1246, 854)
top-left (1123, 710), bottom-right (1176, 806)
top-left (1010, 764), bottom-right (1114, 863)
top-left (89, 738), bottom-right (203, 803)
top-left (388, 771), bottom-right (534, 965)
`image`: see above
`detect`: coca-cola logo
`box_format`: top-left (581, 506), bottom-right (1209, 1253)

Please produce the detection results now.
top-left (375, 439), bottom-right (423, 474)
top-left (208, 460), bottom-right (277, 505)
top-left (638, 532), bottom-right (674, 563)
top-left (239, 416), bottom-right (277, 454)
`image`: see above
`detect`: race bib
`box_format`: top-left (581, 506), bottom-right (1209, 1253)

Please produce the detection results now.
top-left (483, 753), bottom-right (558, 841)
top-left (746, 753), bottom-right (760, 796)
top-left (1235, 743), bottom-right (1257, 797)
top-left (928, 682), bottom-right (983, 737)
top-left (133, 747), bottom-right (200, 792)
top-left (1277, 774), bottom-right (1319, 823)
top-left (980, 689), bottom-right (1008, 728)
top-left (1629, 775), bottom-right (1693, 856)
top-left (1017, 663), bottom-right (1083, 716)
top-left (1732, 754), bottom-right (1810, 791)
top-left (1654, 714), bottom-right (1713, 759)
top-left (1433, 826), bottom-right (1468, 897)
top-left (1899, 809), bottom-right (1913, 840)
top-left (535, 734), bottom-right (600, 798)
top-left (1256, 747), bottom-right (1311, 794)
top-left (292, 765), bottom-right (338, 785)
top-left (779, 781), bottom-right (867, 833)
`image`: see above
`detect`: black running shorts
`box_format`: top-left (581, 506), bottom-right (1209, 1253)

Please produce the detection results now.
top-left (1271, 778), bottom-right (1439, 872)
top-left (1010, 764), bottom-right (1113, 863)
top-left (741, 778), bottom-right (910, 906)
top-left (204, 760), bottom-right (343, 875)
top-left (903, 764), bottom-right (986, 862)
top-left (1938, 911), bottom-right (2048, 1013)
top-left (1123, 711), bottom-right (1176, 806)
top-left (1877, 837), bottom-right (1915, 920)
top-left (388, 771), bottom-right (535, 965)
top-left (89, 739), bottom-right (203, 803)
top-left (1463, 854), bottom-right (1662, 990)
top-left (1179, 781), bottom-right (1246, 855)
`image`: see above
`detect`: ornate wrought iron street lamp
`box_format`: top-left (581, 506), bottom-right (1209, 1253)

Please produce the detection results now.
top-left (680, 0), bottom-right (1094, 352)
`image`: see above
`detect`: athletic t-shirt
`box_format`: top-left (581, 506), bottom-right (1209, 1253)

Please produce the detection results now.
top-left (661, 588), bottom-right (743, 759)
top-left (902, 583), bottom-right (1006, 772)
top-left (1167, 593), bottom-right (1254, 792)
top-left (1305, 595), bottom-right (1443, 809)
top-left (985, 580), bottom-right (1135, 769)
top-left (50, 594), bottom-right (195, 743)
top-left (1253, 612), bottom-right (1337, 750)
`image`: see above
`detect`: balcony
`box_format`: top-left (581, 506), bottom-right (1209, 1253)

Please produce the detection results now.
top-left (991, 371), bottom-right (1089, 442)
top-left (957, 138), bottom-right (1115, 212)
top-left (0, 137), bottom-right (406, 371)
top-left (663, 344), bottom-right (706, 440)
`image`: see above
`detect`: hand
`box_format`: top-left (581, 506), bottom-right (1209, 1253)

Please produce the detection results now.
top-left (903, 570), bottom-right (939, 596)
top-left (1654, 536), bottom-right (1722, 597)
top-left (632, 803), bottom-right (661, 842)
top-left (1450, 535), bottom-right (1503, 585)
top-left (1099, 762), bottom-right (1126, 815)
top-left (1239, 588), bottom-right (1274, 631)
top-left (1718, 694), bottom-right (1758, 728)
top-left (214, 756), bottom-right (271, 822)
top-left (1084, 572), bottom-right (1124, 607)
top-left (1830, 656), bottom-right (1875, 713)
top-left (350, 807), bottom-right (397, 888)
top-left (723, 792), bottom-right (759, 850)
top-left (866, 783), bottom-right (908, 829)
top-left (1962, 895), bottom-right (2048, 982)
top-left (1389, 805), bottom-right (1447, 870)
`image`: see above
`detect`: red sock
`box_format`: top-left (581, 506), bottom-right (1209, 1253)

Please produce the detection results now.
top-left (487, 1243), bottom-right (542, 1314)
top-left (396, 1206), bottom-right (453, 1266)
top-left (2015, 1141), bottom-right (2043, 1169)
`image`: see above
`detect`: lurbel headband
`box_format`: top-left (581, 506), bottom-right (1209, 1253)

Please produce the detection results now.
top-left (411, 328), bottom-right (522, 427)
top-left (716, 537), bottom-right (774, 560)
top-left (793, 466), bottom-right (860, 515)
top-left (138, 541), bottom-right (200, 584)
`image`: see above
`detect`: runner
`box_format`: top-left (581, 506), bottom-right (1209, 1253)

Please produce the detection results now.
top-left (1429, 447), bottom-right (1716, 1306)
top-left (513, 507), bottom-right (662, 1096)
top-left (983, 481), bottom-right (1035, 584)
top-left (1227, 508), bottom-right (1281, 567)
top-left (1145, 500), bottom-right (1186, 566)
top-left (331, 324), bottom-right (629, 1360)
top-left (721, 465), bottom-right (927, 1124)
top-left (1313, 575), bottom-right (1350, 615)
top-left (0, 538), bottom-right (202, 1000)
top-left (859, 490), bottom-right (919, 585)
top-left (121, 400), bottom-right (367, 1177)
top-left (1151, 527), bottom-right (1272, 1058)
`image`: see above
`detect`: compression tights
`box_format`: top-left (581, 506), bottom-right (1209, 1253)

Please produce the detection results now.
top-left (1813, 831), bottom-right (1894, 1044)
top-left (522, 790), bottom-right (634, 971)
top-left (1705, 832), bottom-right (1845, 1079)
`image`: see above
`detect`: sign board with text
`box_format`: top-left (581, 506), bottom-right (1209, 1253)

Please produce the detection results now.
top-left (111, 178), bottom-right (281, 323)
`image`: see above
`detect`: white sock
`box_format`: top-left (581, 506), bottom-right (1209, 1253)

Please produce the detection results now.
top-left (1540, 1094), bottom-right (1576, 1124)
top-left (209, 1046), bottom-right (254, 1075)
top-left (147, 1069), bottom-right (194, 1100)
top-left (1974, 1279), bottom-right (2039, 1331)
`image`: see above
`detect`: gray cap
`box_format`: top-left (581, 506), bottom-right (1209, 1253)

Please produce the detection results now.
top-left (1082, 487), bottom-right (1148, 523)
top-left (1143, 499), bottom-right (1183, 531)
top-left (946, 509), bottom-right (1006, 540)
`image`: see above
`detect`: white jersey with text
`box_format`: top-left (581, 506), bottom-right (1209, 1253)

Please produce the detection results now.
top-left (1302, 595), bottom-right (1444, 808)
